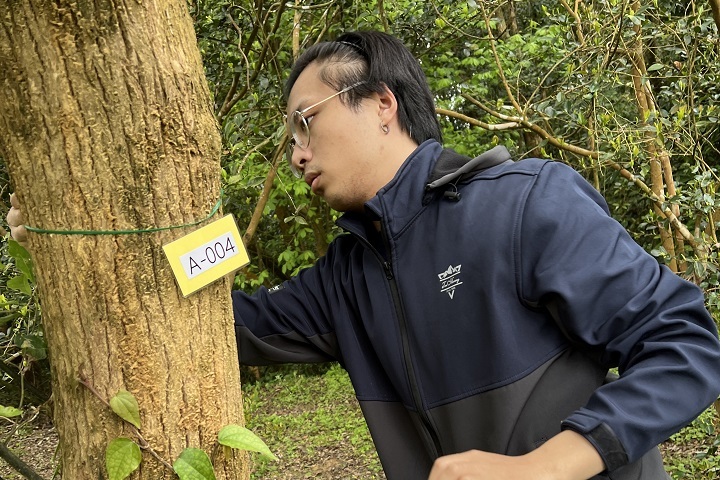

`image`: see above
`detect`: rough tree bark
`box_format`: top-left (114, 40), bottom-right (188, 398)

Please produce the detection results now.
top-left (0, 1), bottom-right (248, 479)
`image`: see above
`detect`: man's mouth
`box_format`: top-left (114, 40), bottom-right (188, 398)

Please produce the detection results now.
top-left (305, 172), bottom-right (320, 192)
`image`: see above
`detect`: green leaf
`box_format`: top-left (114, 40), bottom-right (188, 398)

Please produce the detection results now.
top-left (109, 390), bottom-right (141, 429)
top-left (172, 448), bottom-right (216, 480)
top-left (0, 312), bottom-right (20, 327)
top-left (7, 274), bottom-right (31, 295)
top-left (7, 240), bottom-right (34, 282)
top-left (283, 215), bottom-right (307, 225)
top-left (647, 63), bottom-right (664, 72)
top-left (14, 334), bottom-right (47, 360)
top-left (226, 174), bottom-right (243, 185)
top-left (0, 405), bottom-right (23, 418)
top-left (106, 438), bottom-right (142, 480)
top-left (246, 176), bottom-right (265, 188)
top-left (218, 424), bottom-right (278, 460)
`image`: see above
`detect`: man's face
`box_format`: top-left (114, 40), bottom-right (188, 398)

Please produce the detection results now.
top-left (286, 62), bottom-right (386, 212)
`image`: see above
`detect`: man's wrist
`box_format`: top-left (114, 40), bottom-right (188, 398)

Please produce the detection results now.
top-left (524, 430), bottom-right (606, 480)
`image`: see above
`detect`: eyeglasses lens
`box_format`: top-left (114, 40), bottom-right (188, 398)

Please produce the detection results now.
top-left (285, 139), bottom-right (302, 178)
top-left (290, 111), bottom-right (310, 149)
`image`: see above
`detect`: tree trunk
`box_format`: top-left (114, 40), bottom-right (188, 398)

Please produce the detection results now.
top-left (628, 0), bottom-right (679, 272)
top-left (710, 0), bottom-right (720, 32)
top-left (0, 1), bottom-right (248, 479)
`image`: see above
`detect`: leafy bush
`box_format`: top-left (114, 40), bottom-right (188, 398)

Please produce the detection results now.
top-left (0, 235), bottom-right (50, 408)
top-left (664, 407), bottom-right (720, 479)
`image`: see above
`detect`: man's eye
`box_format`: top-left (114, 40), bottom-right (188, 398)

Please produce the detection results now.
top-left (305, 115), bottom-right (315, 124)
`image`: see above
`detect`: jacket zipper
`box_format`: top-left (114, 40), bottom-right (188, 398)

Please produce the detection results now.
top-left (382, 257), bottom-right (444, 458)
top-left (345, 223), bottom-right (444, 458)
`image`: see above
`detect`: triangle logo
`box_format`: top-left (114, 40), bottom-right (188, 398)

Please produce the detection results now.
top-left (437, 264), bottom-right (463, 300)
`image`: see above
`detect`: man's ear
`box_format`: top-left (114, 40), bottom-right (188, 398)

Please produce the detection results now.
top-left (377, 83), bottom-right (399, 124)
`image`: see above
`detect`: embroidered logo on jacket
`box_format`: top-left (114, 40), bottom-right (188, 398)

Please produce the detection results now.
top-left (437, 264), bottom-right (463, 299)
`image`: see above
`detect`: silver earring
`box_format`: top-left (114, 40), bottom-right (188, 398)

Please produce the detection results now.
top-left (381, 123), bottom-right (389, 134)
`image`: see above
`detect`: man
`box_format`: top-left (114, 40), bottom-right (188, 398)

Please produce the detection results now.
top-left (10, 31), bottom-right (720, 479)
top-left (230, 31), bottom-right (720, 480)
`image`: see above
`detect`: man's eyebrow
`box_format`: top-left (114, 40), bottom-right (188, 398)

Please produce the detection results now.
top-left (293, 97), bottom-right (314, 112)
top-left (286, 101), bottom-right (302, 115)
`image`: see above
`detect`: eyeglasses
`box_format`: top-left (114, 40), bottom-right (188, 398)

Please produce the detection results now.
top-left (285, 82), bottom-right (365, 178)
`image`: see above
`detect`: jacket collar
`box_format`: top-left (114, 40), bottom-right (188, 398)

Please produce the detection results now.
top-left (337, 141), bottom-right (512, 240)
top-left (338, 140), bottom-right (442, 239)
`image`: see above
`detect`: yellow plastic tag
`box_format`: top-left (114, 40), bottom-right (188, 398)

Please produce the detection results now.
top-left (162, 214), bottom-right (249, 297)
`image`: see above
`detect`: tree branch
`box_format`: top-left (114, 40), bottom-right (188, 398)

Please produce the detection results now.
top-left (243, 139), bottom-right (285, 246)
top-left (479, 3), bottom-right (523, 114)
top-left (559, 0), bottom-right (586, 45)
top-left (445, 99), bottom-right (702, 253)
top-left (436, 108), bottom-right (520, 131)
top-left (461, 94), bottom-right (599, 158)
top-left (217, 2), bottom-right (287, 122)
top-left (0, 440), bottom-right (46, 480)
top-left (607, 163), bottom-right (699, 251)
top-left (710, 0), bottom-right (720, 32)
top-left (378, 0), bottom-right (389, 32)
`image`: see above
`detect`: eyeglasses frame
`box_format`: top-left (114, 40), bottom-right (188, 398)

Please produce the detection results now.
top-left (285, 81), bottom-right (365, 178)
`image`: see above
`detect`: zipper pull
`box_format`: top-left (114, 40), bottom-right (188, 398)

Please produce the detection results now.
top-left (383, 262), bottom-right (394, 280)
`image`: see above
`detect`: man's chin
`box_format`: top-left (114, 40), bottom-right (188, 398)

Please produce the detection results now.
top-left (324, 195), bottom-right (352, 213)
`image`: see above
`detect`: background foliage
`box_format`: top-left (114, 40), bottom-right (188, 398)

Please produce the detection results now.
top-left (189, 0), bottom-right (719, 314)
top-left (0, 0), bottom-right (718, 477)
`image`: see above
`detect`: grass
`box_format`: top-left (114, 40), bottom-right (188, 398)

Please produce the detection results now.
top-left (242, 362), bottom-right (720, 480)
top-left (241, 363), bottom-right (385, 479)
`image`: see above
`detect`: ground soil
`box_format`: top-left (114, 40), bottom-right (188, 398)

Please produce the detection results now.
top-left (0, 416), bottom-right (57, 479)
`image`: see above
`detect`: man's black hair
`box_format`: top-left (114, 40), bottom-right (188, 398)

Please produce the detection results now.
top-left (284, 31), bottom-right (442, 145)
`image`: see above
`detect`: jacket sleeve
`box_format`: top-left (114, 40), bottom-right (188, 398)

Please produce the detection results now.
top-left (232, 243), bottom-right (343, 366)
top-left (517, 161), bottom-right (720, 471)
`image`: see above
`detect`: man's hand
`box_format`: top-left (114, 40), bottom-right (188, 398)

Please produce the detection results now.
top-left (428, 430), bottom-right (606, 480)
top-left (429, 449), bottom-right (549, 480)
top-left (7, 193), bottom-right (28, 243)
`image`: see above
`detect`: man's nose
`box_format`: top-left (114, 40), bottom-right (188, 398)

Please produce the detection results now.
top-left (292, 145), bottom-right (310, 173)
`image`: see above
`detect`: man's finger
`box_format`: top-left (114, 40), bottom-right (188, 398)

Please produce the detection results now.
top-left (7, 194), bottom-right (28, 243)
top-left (7, 206), bottom-right (24, 227)
top-left (9, 192), bottom-right (20, 209)
top-left (9, 224), bottom-right (28, 243)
